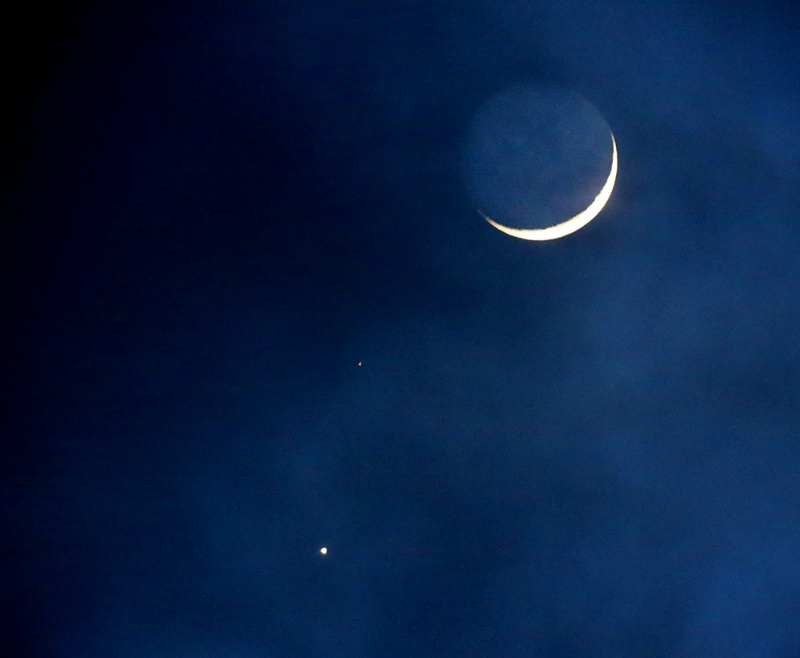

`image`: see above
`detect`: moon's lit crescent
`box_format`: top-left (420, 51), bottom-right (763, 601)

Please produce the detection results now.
top-left (480, 133), bottom-right (617, 241)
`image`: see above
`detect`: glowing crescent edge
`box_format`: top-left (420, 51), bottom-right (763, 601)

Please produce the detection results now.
top-left (479, 133), bottom-right (617, 241)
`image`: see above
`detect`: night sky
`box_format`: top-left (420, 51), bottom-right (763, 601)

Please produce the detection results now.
top-left (6, 0), bottom-right (800, 655)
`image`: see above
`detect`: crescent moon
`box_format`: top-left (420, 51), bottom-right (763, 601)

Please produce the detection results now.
top-left (480, 133), bottom-right (617, 241)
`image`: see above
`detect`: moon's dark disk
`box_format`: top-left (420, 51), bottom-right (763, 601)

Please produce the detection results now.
top-left (463, 86), bottom-right (615, 237)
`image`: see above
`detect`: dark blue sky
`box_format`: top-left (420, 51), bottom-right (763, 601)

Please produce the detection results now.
top-left (6, 0), bottom-right (800, 655)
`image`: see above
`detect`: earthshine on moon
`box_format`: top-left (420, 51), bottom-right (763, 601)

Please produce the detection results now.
top-left (480, 133), bottom-right (617, 241)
